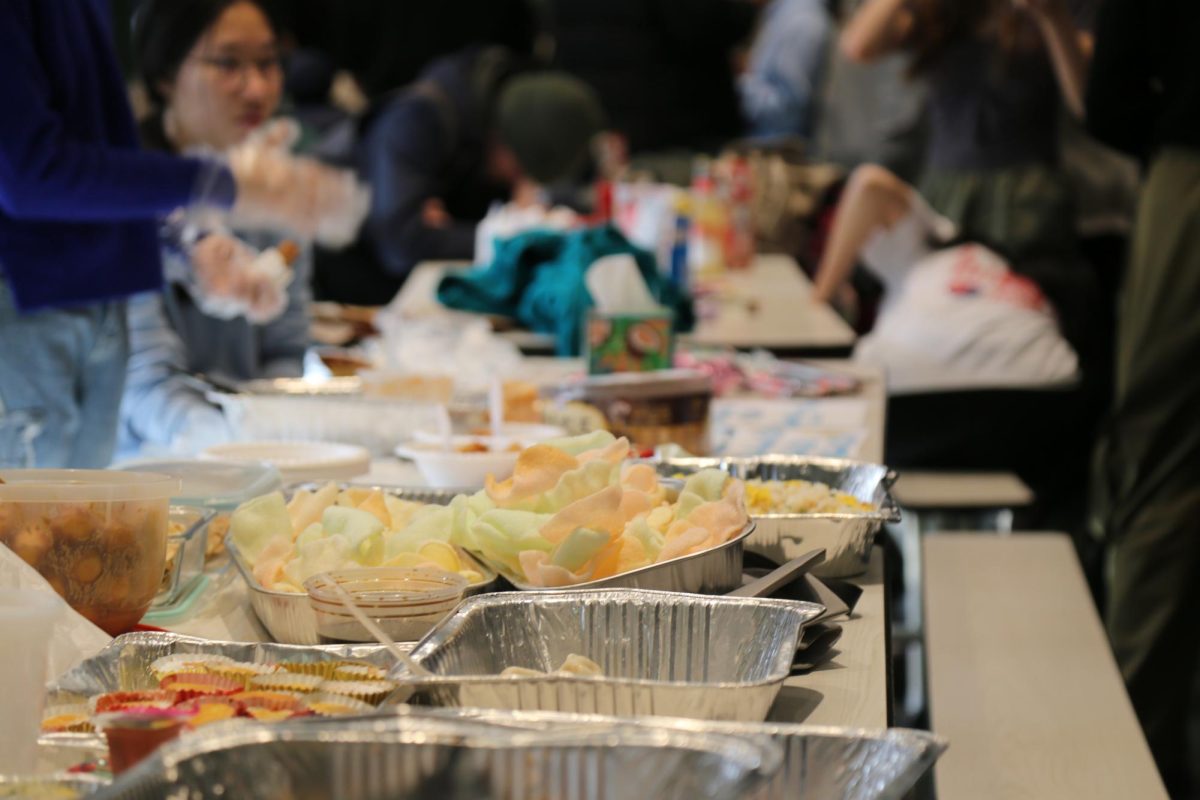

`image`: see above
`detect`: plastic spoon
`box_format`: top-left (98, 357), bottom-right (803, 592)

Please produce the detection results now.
top-left (434, 404), bottom-right (453, 452)
top-left (320, 574), bottom-right (436, 679)
top-left (488, 377), bottom-right (504, 441)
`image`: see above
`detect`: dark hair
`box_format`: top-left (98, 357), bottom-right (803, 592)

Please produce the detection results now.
top-left (133, 0), bottom-right (277, 107)
top-left (905, 0), bottom-right (1038, 76)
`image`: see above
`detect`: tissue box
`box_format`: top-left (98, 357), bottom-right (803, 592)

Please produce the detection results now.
top-left (586, 311), bottom-right (675, 374)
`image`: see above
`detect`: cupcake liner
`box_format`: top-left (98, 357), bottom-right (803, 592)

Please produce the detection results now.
top-left (278, 660), bottom-right (366, 680)
top-left (186, 702), bottom-right (238, 728)
top-left (303, 693), bottom-right (375, 717)
top-left (92, 690), bottom-right (179, 715)
top-left (148, 654), bottom-right (233, 681)
top-left (232, 691), bottom-right (304, 712)
top-left (41, 704), bottom-right (95, 734)
top-left (317, 680), bottom-right (396, 706)
top-left (248, 673), bottom-right (324, 694)
top-left (208, 661), bottom-right (280, 685)
top-left (331, 664), bottom-right (387, 682)
top-left (159, 673), bottom-right (243, 701)
top-left (244, 707), bottom-right (298, 723)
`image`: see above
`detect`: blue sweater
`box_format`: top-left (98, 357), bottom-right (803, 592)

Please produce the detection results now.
top-left (0, 0), bottom-right (234, 311)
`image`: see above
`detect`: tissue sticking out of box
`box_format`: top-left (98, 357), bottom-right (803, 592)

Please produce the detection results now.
top-left (585, 254), bottom-right (665, 314)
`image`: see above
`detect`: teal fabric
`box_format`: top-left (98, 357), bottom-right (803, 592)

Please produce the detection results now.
top-left (436, 225), bottom-right (694, 356)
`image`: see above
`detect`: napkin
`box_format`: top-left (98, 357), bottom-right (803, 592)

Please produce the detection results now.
top-left (585, 254), bottom-right (665, 314)
top-left (0, 544), bottom-right (110, 679)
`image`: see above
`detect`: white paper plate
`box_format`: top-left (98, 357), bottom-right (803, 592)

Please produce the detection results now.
top-left (200, 441), bottom-right (371, 485)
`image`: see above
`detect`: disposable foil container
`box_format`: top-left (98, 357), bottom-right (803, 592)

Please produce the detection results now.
top-left (228, 484), bottom-right (497, 645)
top-left (405, 707), bottom-right (946, 800)
top-left (91, 713), bottom-right (782, 800)
top-left (396, 589), bottom-right (823, 722)
top-left (485, 520), bottom-right (754, 594)
top-left (43, 631), bottom-right (399, 724)
top-left (655, 457), bottom-right (900, 577)
top-left (0, 774), bottom-right (107, 798)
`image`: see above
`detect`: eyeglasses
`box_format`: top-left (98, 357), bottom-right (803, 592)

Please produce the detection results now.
top-left (197, 54), bottom-right (283, 86)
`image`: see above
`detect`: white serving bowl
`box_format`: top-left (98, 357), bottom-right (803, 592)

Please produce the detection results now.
top-left (394, 443), bottom-right (520, 489)
top-left (410, 423), bottom-right (565, 451)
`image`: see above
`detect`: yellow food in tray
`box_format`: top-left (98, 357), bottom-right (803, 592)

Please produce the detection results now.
top-left (744, 479), bottom-right (875, 516)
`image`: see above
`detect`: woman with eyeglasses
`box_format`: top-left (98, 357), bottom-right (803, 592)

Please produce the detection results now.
top-left (0, 0), bottom-right (364, 468)
top-left (119, 0), bottom-right (314, 458)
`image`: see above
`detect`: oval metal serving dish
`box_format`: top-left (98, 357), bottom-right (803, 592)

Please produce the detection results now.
top-left (655, 456), bottom-right (899, 577)
top-left (227, 484), bottom-right (497, 645)
top-left (479, 520), bottom-right (755, 594)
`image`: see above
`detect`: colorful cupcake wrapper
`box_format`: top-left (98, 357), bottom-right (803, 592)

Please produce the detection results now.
top-left (248, 673), bottom-right (324, 694)
top-left (316, 680), bottom-right (396, 706)
top-left (303, 693), bottom-right (375, 717)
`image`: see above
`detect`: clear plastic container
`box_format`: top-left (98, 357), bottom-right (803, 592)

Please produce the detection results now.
top-left (555, 369), bottom-right (713, 455)
top-left (117, 459), bottom-right (283, 570)
top-left (305, 568), bottom-right (468, 643)
top-left (0, 469), bottom-right (181, 635)
top-left (117, 459), bottom-right (282, 512)
top-left (154, 505), bottom-right (216, 610)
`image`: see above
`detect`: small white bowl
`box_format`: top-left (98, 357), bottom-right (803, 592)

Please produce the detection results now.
top-left (411, 423), bottom-right (565, 449)
top-left (394, 443), bottom-right (520, 489)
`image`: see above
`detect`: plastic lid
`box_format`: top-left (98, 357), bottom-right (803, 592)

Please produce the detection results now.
top-left (305, 568), bottom-right (467, 611)
top-left (116, 460), bottom-right (282, 511)
top-left (573, 368), bottom-right (713, 399)
top-left (0, 469), bottom-right (182, 503)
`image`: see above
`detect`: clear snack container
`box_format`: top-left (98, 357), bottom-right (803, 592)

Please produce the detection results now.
top-left (119, 459), bottom-right (282, 566)
top-left (554, 369), bottom-right (713, 455)
top-left (154, 506), bottom-right (216, 610)
top-left (305, 567), bottom-right (468, 643)
top-left (0, 470), bottom-right (181, 635)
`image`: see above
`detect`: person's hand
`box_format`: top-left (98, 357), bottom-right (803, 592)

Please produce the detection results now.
top-left (190, 233), bottom-right (258, 311)
top-left (421, 198), bottom-right (451, 228)
top-left (187, 233), bottom-right (293, 324)
top-left (227, 134), bottom-right (369, 248)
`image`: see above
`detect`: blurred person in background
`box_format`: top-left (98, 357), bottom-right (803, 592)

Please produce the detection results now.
top-left (739, 0), bottom-right (836, 141)
top-left (118, 0), bottom-right (313, 458)
top-left (0, 0), bottom-right (362, 469)
top-left (313, 46), bottom-right (606, 306)
top-left (543, 0), bottom-right (757, 158)
top-left (1087, 0), bottom-right (1200, 794)
top-left (837, 0), bottom-right (1094, 262)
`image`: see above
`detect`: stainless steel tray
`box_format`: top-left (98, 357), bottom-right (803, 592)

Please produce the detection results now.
top-left (482, 520), bottom-right (755, 594)
top-left (655, 457), bottom-right (900, 577)
top-left (92, 713), bottom-right (782, 800)
top-left (393, 707), bottom-right (948, 800)
top-left (395, 589), bottom-right (823, 722)
top-left (228, 484), bottom-right (498, 645)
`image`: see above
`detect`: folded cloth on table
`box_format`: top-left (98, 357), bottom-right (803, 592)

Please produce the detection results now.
top-left (436, 225), bottom-right (694, 356)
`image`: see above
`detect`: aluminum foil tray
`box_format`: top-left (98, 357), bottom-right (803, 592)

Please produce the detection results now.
top-left (406, 707), bottom-right (946, 800)
top-left (228, 484), bottom-right (498, 645)
top-left (0, 774), bottom-right (107, 798)
top-left (655, 456), bottom-right (900, 577)
top-left (483, 520), bottom-right (754, 594)
top-left (92, 713), bottom-right (782, 800)
top-left (396, 589), bottom-right (823, 721)
top-left (41, 632), bottom-right (402, 755)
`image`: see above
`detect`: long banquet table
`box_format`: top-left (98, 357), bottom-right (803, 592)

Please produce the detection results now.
top-left (394, 254), bottom-right (857, 357)
top-left (164, 360), bottom-right (893, 730)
